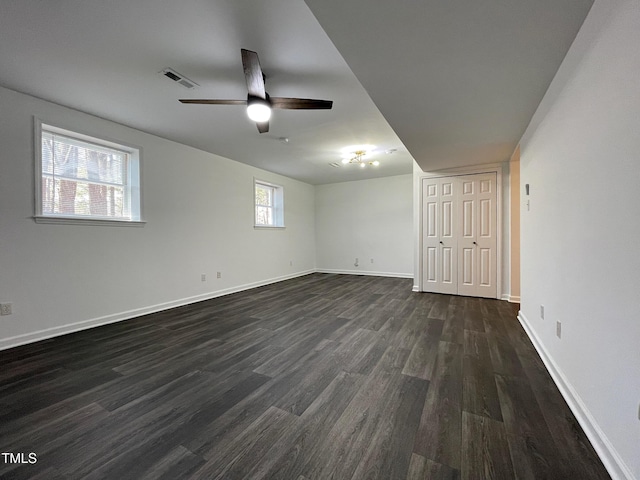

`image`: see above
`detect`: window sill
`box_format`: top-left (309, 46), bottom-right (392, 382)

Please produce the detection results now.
top-left (254, 225), bottom-right (286, 230)
top-left (34, 216), bottom-right (146, 227)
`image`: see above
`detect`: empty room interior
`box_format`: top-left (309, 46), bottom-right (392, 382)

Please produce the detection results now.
top-left (0, 0), bottom-right (638, 479)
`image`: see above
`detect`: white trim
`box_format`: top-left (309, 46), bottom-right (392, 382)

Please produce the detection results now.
top-left (34, 216), bottom-right (146, 227)
top-left (254, 177), bottom-right (285, 227)
top-left (414, 163), bottom-right (504, 298)
top-left (518, 311), bottom-right (634, 480)
top-left (316, 268), bottom-right (413, 279)
top-left (501, 294), bottom-right (520, 303)
top-left (0, 269), bottom-right (314, 352)
top-left (33, 116), bottom-right (144, 223)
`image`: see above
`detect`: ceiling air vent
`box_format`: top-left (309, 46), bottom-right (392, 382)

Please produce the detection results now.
top-left (160, 68), bottom-right (199, 89)
top-left (329, 162), bottom-right (342, 168)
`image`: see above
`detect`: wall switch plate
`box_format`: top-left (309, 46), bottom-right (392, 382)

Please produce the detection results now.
top-left (0, 303), bottom-right (12, 316)
top-left (201, 274), bottom-right (206, 282)
top-left (556, 321), bottom-right (562, 339)
top-left (540, 305), bottom-right (545, 319)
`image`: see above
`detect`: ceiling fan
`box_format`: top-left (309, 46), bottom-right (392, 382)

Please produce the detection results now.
top-left (179, 49), bottom-right (333, 133)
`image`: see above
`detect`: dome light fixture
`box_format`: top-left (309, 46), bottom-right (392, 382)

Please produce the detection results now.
top-left (246, 96), bottom-right (272, 123)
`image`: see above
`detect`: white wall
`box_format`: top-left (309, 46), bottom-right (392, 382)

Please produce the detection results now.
top-left (518, 1), bottom-right (640, 478)
top-left (315, 174), bottom-right (413, 277)
top-left (0, 86), bottom-right (316, 350)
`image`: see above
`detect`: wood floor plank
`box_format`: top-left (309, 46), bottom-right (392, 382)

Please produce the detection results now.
top-left (461, 411), bottom-right (514, 480)
top-left (462, 330), bottom-right (503, 421)
top-left (259, 370), bottom-right (365, 479)
top-left (189, 406), bottom-right (300, 479)
top-left (350, 374), bottom-right (429, 480)
top-left (402, 318), bottom-right (444, 379)
top-left (406, 453), bottom-right (461, 480)
top-left (299, 346), bottom-right (412, 480)
top-left (413, 341), bottom-right (463, 469)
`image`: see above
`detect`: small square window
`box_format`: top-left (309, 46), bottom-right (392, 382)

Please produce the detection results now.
top-left (35, 120), bottom-right (142, 225)
top-left (254, 180), bottom-right (284, 227)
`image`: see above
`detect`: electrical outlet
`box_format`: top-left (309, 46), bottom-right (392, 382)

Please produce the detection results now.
top-left (0, 303), bottom-right (12, 316)
top-left (370, 258), bottom-right (374, 263)
top-left (201, 274), bottom-right (206, 282)
top-left (216, 272), bottom-right (221, 279)
top-left (290, 260), bottom-right (293, 266)
top-left (556, 321), bottom-right (562, 339)
top-left (540, 305), bottom-right (545, 319)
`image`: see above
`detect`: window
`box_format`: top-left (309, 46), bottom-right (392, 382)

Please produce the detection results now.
top-left (35, 120), bottom-right (142, 225)
top-left (254, 180), bottom-right (284, 227)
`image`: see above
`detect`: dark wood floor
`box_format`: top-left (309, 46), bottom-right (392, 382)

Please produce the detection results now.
top-left (0, 274), bottom-right (610, 480)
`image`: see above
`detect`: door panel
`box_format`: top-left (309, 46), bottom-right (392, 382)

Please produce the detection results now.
top-left (442, 201), bottom-right (453, 238)
top-left (462, 201), bottom-right (474, 238)
top-left (480, 199), bottom-right (491, 238)
top-left (480, 248), bottom-right (491, 286)
top-left (426, 202), bottom-right (437, 238)
top-left (426, 247), bottom-right (437, 282)
top-left (462, 248), bottom-right (474, 285)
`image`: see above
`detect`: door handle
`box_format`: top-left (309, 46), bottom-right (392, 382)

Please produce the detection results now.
top-left (440, 241), bottom-right (444, 245)
top-left (473, 241), bottom-right (477, 245)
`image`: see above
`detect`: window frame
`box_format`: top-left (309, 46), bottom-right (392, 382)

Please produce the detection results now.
top-left (254, 179), bottom-right (285, 228)
top-left (33, 118), bottom-right (144, 226)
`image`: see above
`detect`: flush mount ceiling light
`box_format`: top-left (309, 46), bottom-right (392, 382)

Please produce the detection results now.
top-left (340, 145), bottom-right (380, 168)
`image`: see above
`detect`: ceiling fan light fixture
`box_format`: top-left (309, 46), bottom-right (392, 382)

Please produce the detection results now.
top-left (246, 97), bottom-right (272, 123)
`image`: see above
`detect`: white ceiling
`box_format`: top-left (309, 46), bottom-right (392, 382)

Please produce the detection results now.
top-left (0, 0), bottom-right (593, 184)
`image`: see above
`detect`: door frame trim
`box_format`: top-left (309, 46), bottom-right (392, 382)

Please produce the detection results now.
top-left (414, 163), bottom-right (503, 298)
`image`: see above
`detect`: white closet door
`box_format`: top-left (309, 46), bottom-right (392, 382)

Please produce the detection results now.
top-left (457, 173), bottom-right (497, 298)
top-left (422, 177), bottom-right (457, 294)
top-left (422, 173), bottom-right (497, 298)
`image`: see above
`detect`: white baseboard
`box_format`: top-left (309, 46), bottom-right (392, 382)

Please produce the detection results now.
top-left (501, 294), bottom-right (521, 303)
top-left (315, 268), bottom-right (413, 279)
top-left (518, 311), bottom-right (634, 480)
top-left (0, 269), bottom-right (315, 352)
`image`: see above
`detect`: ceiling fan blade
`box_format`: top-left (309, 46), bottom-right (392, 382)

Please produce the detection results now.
top-left (270, 97), bottom-right (333, 110)
top-left (241, 49), bottom-right (266, 99)
top-left (179, 99), bottom-right (247, 105)
top-left (256, 121), bottom-right (269, 134)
